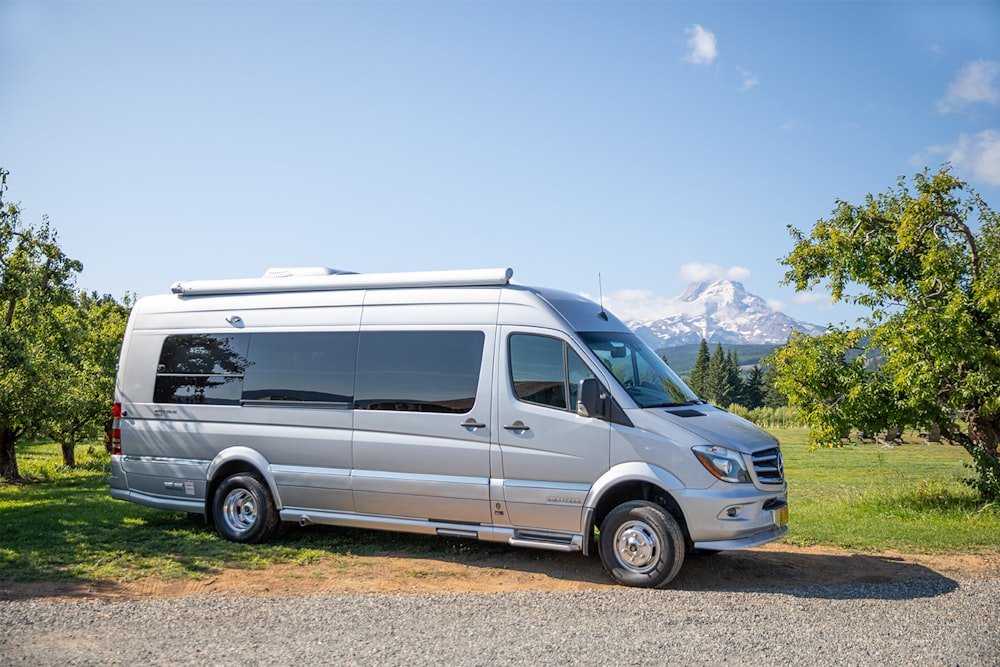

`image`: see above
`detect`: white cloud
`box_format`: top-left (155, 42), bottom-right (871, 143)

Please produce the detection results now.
top-left (950, 130), bottom-right (1000, 186)
top-left (923, 130), bottom-right (1000, 187)
top-left (792, 292), bottom-right (835, 309)
top-left (937, 60), bottom-right (1000, 113)
top-left (766, 298), bottom-right (784, 312)
top-left (736, 66), bottom-right (759, 92)
top-left (584, 289), bottom-right (702, 322)
top-left (683, 24), bottom-right (717, 66)
top-left (679, 263), bottom-right (751, 283)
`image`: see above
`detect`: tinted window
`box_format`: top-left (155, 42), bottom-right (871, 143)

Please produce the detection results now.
top-left (154, 334), bottom-right (250, 405)
top-left (510, 334), bottom-right (596, 411)
top-left (355, 331), bottom-right (484, 413)
top-left (242, 332), bottom-right (358, 406)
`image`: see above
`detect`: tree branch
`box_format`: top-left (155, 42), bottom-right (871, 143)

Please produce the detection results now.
top-left (941, 209), bottom-right (981, 282)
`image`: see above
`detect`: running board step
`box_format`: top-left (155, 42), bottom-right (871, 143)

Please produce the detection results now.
top-left (508, 532), bottom-right (583, 553)
top-left (436, 528), bottom-right (479, 540)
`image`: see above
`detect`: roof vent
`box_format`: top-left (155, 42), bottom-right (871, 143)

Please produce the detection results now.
top-left (261, 267), bottom-right (357, 279)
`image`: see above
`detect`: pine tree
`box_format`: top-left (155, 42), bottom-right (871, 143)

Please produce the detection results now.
top-left (728, 349), bottom-right (744, 406)
top-left (705, 344), bottom-right (727, 406)
top-left (761, 364), bottom-right (788, 408)
top-left (743, 365), bottom-right (765, 409)
top-left (688, 339), bottom-right (710, 397)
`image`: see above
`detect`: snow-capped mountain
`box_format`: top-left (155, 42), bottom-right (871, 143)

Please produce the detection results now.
top-left (627, 280), bottom-right (825, 348)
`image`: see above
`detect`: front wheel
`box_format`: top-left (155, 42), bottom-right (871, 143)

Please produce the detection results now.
top-left (212, 472), bottom-right (280, 544)
top-left (598, 500), bottom-right (685, 588)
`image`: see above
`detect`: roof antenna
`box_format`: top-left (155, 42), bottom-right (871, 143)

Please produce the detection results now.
top-left (597, 273), bottom-right (609, 321)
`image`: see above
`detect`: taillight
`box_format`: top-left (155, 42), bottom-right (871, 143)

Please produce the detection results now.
top-left (111, 403), bottom-right (122, 455)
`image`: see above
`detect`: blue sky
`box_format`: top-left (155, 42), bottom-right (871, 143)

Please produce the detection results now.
top-left (2, 1), bottom-right (998, 327)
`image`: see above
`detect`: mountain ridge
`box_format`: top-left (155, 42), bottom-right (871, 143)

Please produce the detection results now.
top-left (627, 279), bottom-right (824, 348)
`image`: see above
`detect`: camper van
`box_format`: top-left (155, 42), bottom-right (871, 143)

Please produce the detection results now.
top-left (109, 267), bottom-right (787, 588)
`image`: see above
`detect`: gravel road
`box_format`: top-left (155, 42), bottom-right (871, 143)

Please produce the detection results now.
top-left (3, 576), bottom-right (999, 666)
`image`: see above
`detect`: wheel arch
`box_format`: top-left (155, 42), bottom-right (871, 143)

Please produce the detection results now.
top-left (584, 462), bottom-right (691, 552)
top-left (205, 447), bottom-right (282, 521)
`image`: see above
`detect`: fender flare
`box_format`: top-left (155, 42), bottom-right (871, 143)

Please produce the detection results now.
top-left (584, 460), bottom-right (687, 528)
top-left (206, 446), bottom-right (283, 510)
top-left (585, 461), bottom-right (687, 510)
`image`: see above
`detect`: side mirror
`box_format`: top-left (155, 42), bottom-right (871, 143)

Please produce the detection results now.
top-left (577, 378), bottom-right (607, 419)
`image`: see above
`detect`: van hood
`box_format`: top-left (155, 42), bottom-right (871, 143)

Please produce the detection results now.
top-left (644, 403), bottom-right (779, 454)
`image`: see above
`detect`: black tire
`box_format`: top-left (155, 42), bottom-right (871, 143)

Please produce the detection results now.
top-left (212, 472), bottom-right (280, 544)
top-left (598, 500), bottom-right (685, 588)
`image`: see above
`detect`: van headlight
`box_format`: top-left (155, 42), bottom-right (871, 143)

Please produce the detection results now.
top-left (692, 445), bottom-right (751, 483)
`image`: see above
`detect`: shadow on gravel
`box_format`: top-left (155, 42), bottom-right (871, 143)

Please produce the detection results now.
top-left (404, 543), bottom-right (962, 601)
top-left (672, 549), bottom-right (960, 600)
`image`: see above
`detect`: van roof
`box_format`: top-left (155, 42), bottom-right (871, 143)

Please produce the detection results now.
top-left (170, 267), bottom-right (515, 297)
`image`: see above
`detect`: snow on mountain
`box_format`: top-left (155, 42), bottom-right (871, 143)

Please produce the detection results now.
top-left (627, 280), bottom-right (825, 348)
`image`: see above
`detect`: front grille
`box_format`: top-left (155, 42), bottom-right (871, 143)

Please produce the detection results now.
top-left (751, 448), bottom-right (784, 485)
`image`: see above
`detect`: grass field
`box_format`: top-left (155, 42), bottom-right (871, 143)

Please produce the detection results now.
top-left (775, 428), bottom-right (999, 552)
top-left (1, 431), bottom-right (998, 584)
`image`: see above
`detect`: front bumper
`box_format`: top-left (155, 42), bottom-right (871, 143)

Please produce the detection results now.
top-left (679, 484), bottom-right (788, 549)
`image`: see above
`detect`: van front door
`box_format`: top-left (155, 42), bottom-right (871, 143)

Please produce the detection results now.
top-left (496, 328), bottom-right (611, 533)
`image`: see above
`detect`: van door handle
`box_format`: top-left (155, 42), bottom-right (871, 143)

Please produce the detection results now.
top-left (503, 420), bottom-right (530, 432)
top-left (462, 418), bottom-right (487, 431)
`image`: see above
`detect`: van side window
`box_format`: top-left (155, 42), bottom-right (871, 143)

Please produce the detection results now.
top-left (354, 331), bottom-right (485, 413)
top-left (242, 332), bottom-right (358, 407)
top-left (154, 334), bottom-right (250, 405)
top-left (509, 334), bottom-right (596, 411)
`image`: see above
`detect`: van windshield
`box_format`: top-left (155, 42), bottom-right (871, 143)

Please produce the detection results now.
top-left (579, 332), bottom-right (700, 409)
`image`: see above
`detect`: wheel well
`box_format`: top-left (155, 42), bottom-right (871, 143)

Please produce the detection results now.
top-left (591, 481), bottom-right (689, 544)
top-left (205, 460), bottom-right (266, 522)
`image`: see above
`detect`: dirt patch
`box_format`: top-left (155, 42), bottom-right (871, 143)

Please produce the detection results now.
top-left (3, 544), bottom-right (998, 601)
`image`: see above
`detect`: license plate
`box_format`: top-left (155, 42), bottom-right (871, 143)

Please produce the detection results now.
top-left (774, 505), bottom-right (789, 528)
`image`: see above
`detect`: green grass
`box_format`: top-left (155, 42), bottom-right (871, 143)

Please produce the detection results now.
top-left (0, 440), bottom-right (503, 584)
top-left (774, 427), bottom-right (1000, 553)
top-left (1, 432), bottom-right (998, 584)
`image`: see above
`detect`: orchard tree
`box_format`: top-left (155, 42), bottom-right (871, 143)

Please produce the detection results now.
top-left (774, 167), bottom-right (1000, 499)
top-left (45, 292), bottom-right (131, 467)
top-left (770, 329), bottom-right (895, 445)
top-left (0, 168), bottom-right (84, 481)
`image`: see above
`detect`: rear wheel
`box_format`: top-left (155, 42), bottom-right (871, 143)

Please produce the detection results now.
top-left (212, 473), bottom-right (280, 543)
top-left (598, 500), bottom-right (685, 588)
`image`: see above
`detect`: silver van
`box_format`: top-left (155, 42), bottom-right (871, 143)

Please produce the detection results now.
top-left (109, 267), bottom-right (787, 588)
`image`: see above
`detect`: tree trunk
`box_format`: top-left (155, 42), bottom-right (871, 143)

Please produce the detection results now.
top-left (967, 410), bottom-right (1000, 458)
top-left (0, 427), bottom-right (21, 482)
top-left (60, 440), bottom-right (76, 468)
top-left (962, 409), bottom-right (1000, 501)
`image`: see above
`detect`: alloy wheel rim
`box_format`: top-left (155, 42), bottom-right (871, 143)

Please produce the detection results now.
top-left (223, 488), bottom-right (258, 532)
top-left (614, 520), bottom-right (659, 573)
